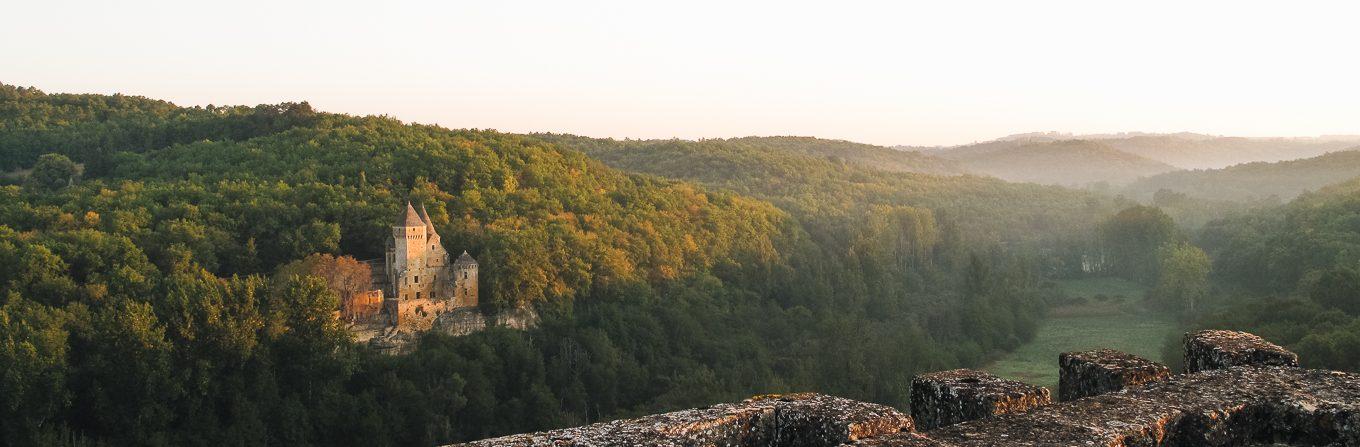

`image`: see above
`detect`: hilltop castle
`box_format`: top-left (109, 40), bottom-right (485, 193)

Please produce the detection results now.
top-left (366, 202), bottom-right (479, 330)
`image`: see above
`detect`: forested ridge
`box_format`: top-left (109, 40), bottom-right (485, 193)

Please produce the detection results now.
top-left (0, 85), bottom-right (1103, 446)
top-left (537, 134), bottom-right (1127, 250)
top-left (925, 139), bottom-right (1177, 186)
top-left (1125, 148), bottom-right (1360, 203)
top-left (1169, 177), bottom-right (1360, 372)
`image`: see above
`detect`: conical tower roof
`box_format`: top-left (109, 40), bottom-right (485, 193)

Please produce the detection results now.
top-left (455, 250), bottom-right (477, 265)
top-left (418, 204), bottom-right (439, 237)
top-left (399, 201), bottom-right (424, 227)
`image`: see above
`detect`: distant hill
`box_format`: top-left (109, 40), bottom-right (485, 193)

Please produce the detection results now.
top-left (540, 133), bottom-right (1128, 247)
top-left (722, 136), bottom-right (966, 175)
top-left (930, 139), bottom-right (1178, 186)
top-left (543, 135), bottom-right (965, 176)
top-left (1101, 136), bottom-right (1360, 170)
top-left (974, 132), bottom-right (1360, 170)
top-left (1125, 148), bottom-right (1360, 202)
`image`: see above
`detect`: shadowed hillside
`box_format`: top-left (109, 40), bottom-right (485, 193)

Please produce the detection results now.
top-left (1103, 135), bottom-right (1360, 169)
top-left (967, 132), bottom-right (1360, 170)
top-left (930, 139), bottom-right (1177, 187)
top-left (539, 133), bottom-right (1129, 248)
top-left (1125, 148), bottom-right (1360, 202)
top-left (721, 136), bottom-right (965, 175)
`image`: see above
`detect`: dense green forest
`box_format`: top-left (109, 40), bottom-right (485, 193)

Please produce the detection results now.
top-left (0, 85), bottom-right (1101, 446)
top-left (1047, 161), bottom-right (1360, 375)
top-left (533, 130), bottom-right (1360, 378)
top-left (1130, 177), bottom-right (1360, 373)
top-left (713, 136), bottom-right (964, 175)
top-left (537, 134), bottom-right (1127, 253)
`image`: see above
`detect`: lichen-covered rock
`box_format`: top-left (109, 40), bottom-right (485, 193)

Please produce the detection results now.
top-left (908, 369), bottom-right (1052, 430)
top-left (760, 393), bottom-right (915, 446)
top-left (850, 367), bottom-right (1360, 446)
top-left (1184, 330), bottom-right (1299, 373)
top-left (1058, 349), bottom-right (1171, 401)
top-left (449, 393), bottom-right (911, 447)
top-left (454, 331), bottom-right (1354, 446)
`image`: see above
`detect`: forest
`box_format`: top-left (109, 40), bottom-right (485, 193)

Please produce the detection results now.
top-left (0, 85), bottom-right (1086, 446)
top-left (4, 83), bottom-right (1360, 447)
top-left (538, 132), bottom-right (1360, 395)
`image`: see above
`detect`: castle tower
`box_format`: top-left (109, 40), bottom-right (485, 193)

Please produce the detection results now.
top-left (390, 202), bottom-right (427, 299)
top-left (453, 250), bottom-right (479, 308)
top-left (416, 203), bottom-right (452, 299)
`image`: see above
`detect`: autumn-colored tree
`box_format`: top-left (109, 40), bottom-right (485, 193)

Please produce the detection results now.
top-left (276, 253), bottom-right (374, 318)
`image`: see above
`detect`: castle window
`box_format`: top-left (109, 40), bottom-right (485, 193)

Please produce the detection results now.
top-left (464, 271), bottom-right (469, 279)
top-left (416, 292), bottom-right (421, 299)
top-left (414, 275), bottom-right (420, 284)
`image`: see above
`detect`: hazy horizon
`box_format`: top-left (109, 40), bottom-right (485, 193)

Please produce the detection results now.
top-left (6, 0), bottom-right (1360, 146)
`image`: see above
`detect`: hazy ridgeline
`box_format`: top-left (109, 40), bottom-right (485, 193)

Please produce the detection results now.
top-left (3, 84), bottom-right (1360, 446)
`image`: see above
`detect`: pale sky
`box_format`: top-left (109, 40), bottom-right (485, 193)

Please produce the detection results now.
top-left (4, 0), bottom-right (1358, 146)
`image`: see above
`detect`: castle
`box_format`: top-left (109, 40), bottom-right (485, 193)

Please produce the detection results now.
top-left (365, 202), bottom-right (479, 330)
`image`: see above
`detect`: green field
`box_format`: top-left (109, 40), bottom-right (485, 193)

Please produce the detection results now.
top-left (983, 277), bottom-right (1179, 390)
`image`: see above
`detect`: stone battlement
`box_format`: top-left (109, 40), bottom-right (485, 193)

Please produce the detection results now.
top-left (1058, 348), bottom-right (1171, 401)
top-left (453, 393), bottom-right (912, 446)
top-left (448, 330), bottom-right (1360, 446)
top-left (909, 369), bottom-right (1050, 430)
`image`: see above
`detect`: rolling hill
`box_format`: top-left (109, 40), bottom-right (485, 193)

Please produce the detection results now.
top-left (539, 134), bottom-right (1129, 249)
top-left (973, 132), bottom-right (1360, 170)
top-left (928, 139), bottom-right (1178, 186)
top-left (1102, 135), bottom-right (1360, 170)
top-left (1125, 148), bottom-right (1360, 202)
top-left (1, 84), bottom-right (1107, 445)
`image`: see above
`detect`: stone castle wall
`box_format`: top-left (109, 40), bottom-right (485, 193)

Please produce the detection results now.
top-left (385, 297), bottom-right (453, 332)
top-left (340, 289), bottom-right (384, 322)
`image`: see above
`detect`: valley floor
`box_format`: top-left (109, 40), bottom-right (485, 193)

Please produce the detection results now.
top-left (984, 278), bottom-right (1178, 390)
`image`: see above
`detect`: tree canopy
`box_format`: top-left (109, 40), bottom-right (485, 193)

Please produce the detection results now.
top-left (0, 84), bottom-right (1119, 445)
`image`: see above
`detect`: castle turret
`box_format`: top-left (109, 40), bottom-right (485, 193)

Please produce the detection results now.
top-left (453, 250), bottom-right (479, 308)
top-left (418, 204), bottom-right (438, 240)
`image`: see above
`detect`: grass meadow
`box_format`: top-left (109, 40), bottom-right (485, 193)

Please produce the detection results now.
top-left (983, 277), bottom-right (1180, 390)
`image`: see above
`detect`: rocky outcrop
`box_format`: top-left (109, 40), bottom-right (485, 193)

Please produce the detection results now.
top-left (1058, 349), bottom-right (1171, 401)
top-left (1184, 329), bottom-right (1299, 373)
top-left (448, 393), bottom-right (911, 447)
top-left (908, 369), bottom-right (1051, 430)
top-left (440, 306), bottom-right (536, 336)
top-left (451, 331), bottom-right (1356, 447)
top-left (356, 307), bottom-right (538, 354)
top-left (854, 366), bottom-right (1360, 446)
